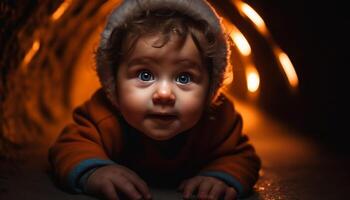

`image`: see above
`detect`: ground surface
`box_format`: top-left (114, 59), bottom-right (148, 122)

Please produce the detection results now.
top-left (1, 98), bottom-right (349, 200)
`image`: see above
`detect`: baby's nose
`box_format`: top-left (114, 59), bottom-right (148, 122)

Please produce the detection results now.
top-left (152, 81), bottom-right (175, 105)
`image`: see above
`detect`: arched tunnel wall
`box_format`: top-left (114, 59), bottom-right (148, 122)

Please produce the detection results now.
top-left (0, 0), bottom-right (120, 157)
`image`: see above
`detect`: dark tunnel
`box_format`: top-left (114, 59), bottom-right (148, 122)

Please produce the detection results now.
top-left (0, 0), bottom-right (310, 158)
top-left (1, 0), bottom-right (114, 157)
top-left (1, 0), bottom-right (349, 199)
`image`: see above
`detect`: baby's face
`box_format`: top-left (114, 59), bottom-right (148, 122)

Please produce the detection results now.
top-left (116, 33), bottom-right (209, 140)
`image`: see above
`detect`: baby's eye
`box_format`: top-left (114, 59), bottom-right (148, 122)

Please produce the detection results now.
top-left (137, 70), bottom-right (154, 81)
top-left (176, 73), bottom-right (191, 84)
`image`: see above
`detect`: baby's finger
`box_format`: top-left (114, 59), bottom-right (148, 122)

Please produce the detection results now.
top-left (110, 176), bottom-right (142, 200)
top-left (224, 187), bottom-right (237, 200)
top-left (101, 180), bottom-right (119, 200)
top-left (208, 182), bottom-right (226, 200)
top-left (183, 177), bottom-right (203, 199)
top-left (197, 180), bottom-right (213, 199)
top-left (126, 173), bottom-right (152, 199)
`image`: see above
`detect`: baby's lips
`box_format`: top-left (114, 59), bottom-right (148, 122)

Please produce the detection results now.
top-left (147, 113), bottom-right (178, 120)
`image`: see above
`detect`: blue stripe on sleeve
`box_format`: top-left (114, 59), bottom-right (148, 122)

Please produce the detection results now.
top-left (67, 158), bottom-right (115, 193)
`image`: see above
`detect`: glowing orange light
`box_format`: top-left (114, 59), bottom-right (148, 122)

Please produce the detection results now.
top-left (231, 0), bottom-right (299, 92)
top-left (246, 66), bottom-right (260, 93)
top-left (51, 0), bottom-right (71, 21)
top-left (230, 30), bottom-right (251, 56)
top-left (278, 52), bottom-right (299, 88)
top-left (238, 2), bottom-right (267, 34)
top-left (21, 40), bottom-right (40, 72)
top-left (222, 64), bottom-right (234, 86)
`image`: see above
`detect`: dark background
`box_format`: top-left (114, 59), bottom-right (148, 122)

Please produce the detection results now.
top-left (222, 0), bottom-right (349, 154)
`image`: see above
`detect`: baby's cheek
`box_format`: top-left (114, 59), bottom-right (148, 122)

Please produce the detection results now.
top-left (179, 92), bottom-right (206, 119)
top-left (118, 87), bottom-right (151, 112)
top-left (117, 90), bottom-right (149, 128)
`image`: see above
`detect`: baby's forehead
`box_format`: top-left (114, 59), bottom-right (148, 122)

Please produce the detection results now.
top-left (123, 31), bottom-right (187, 50)
top-left (122, 33), bottom-right (204, 66)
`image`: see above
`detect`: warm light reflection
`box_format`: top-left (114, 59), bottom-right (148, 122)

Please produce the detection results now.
top-left (238, 1), bottom-right (267, 34)
top-left (21, 40), bottom-right (40, 72)
top-left (233, 0), bottom-right (299, 91)
top-left (278, 51), bottom-right (299, 88)
top-left (222, 64), bottom-right (234, 86)
top-left (51, 0), bottom-right (72, 21)
top-left (230, 30), bottom-right (251, 56)
top-left (246, 66), bottom-right (260, 92)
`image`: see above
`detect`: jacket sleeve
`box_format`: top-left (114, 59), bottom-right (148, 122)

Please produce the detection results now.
top-left (198, 97), bottom-right (261, 197)
top-left (48, 99), bottom-right (118, 193)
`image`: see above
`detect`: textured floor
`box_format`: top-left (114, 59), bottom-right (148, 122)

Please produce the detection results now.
top-left (1, 99), bottom-right (349, 200)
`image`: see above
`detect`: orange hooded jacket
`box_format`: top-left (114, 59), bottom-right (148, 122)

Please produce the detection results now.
top-left (49, 89), bottom-right (261, 197)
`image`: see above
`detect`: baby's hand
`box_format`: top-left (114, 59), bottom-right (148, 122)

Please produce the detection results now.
top-left (178, 176), bottom-right (237, 200)
top-left (84, 164), bottom-right (152, 200)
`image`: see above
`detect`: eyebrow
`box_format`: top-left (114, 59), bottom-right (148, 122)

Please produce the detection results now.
top-left (127, 57), bottom-right (157, 68)
top-left (127, 57), bottom-right (203, 71)
top-left (177, 59), bottom-right (204, 72)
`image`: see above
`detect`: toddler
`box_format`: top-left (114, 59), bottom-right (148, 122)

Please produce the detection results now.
top-left (49, 0), bottom-right (261, 199)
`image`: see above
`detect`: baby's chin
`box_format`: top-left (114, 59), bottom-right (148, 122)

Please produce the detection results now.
top-left (143, 129), bottom-right (181, 141)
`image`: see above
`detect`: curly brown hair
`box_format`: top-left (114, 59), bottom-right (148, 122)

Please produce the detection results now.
top-left (96, 9), bottom-right (220, 105)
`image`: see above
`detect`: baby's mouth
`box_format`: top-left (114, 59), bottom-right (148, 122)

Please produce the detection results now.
top-left (147, 113), bottom-right (178, 121)
top-left (146, 112), bottom-right (179, 125)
